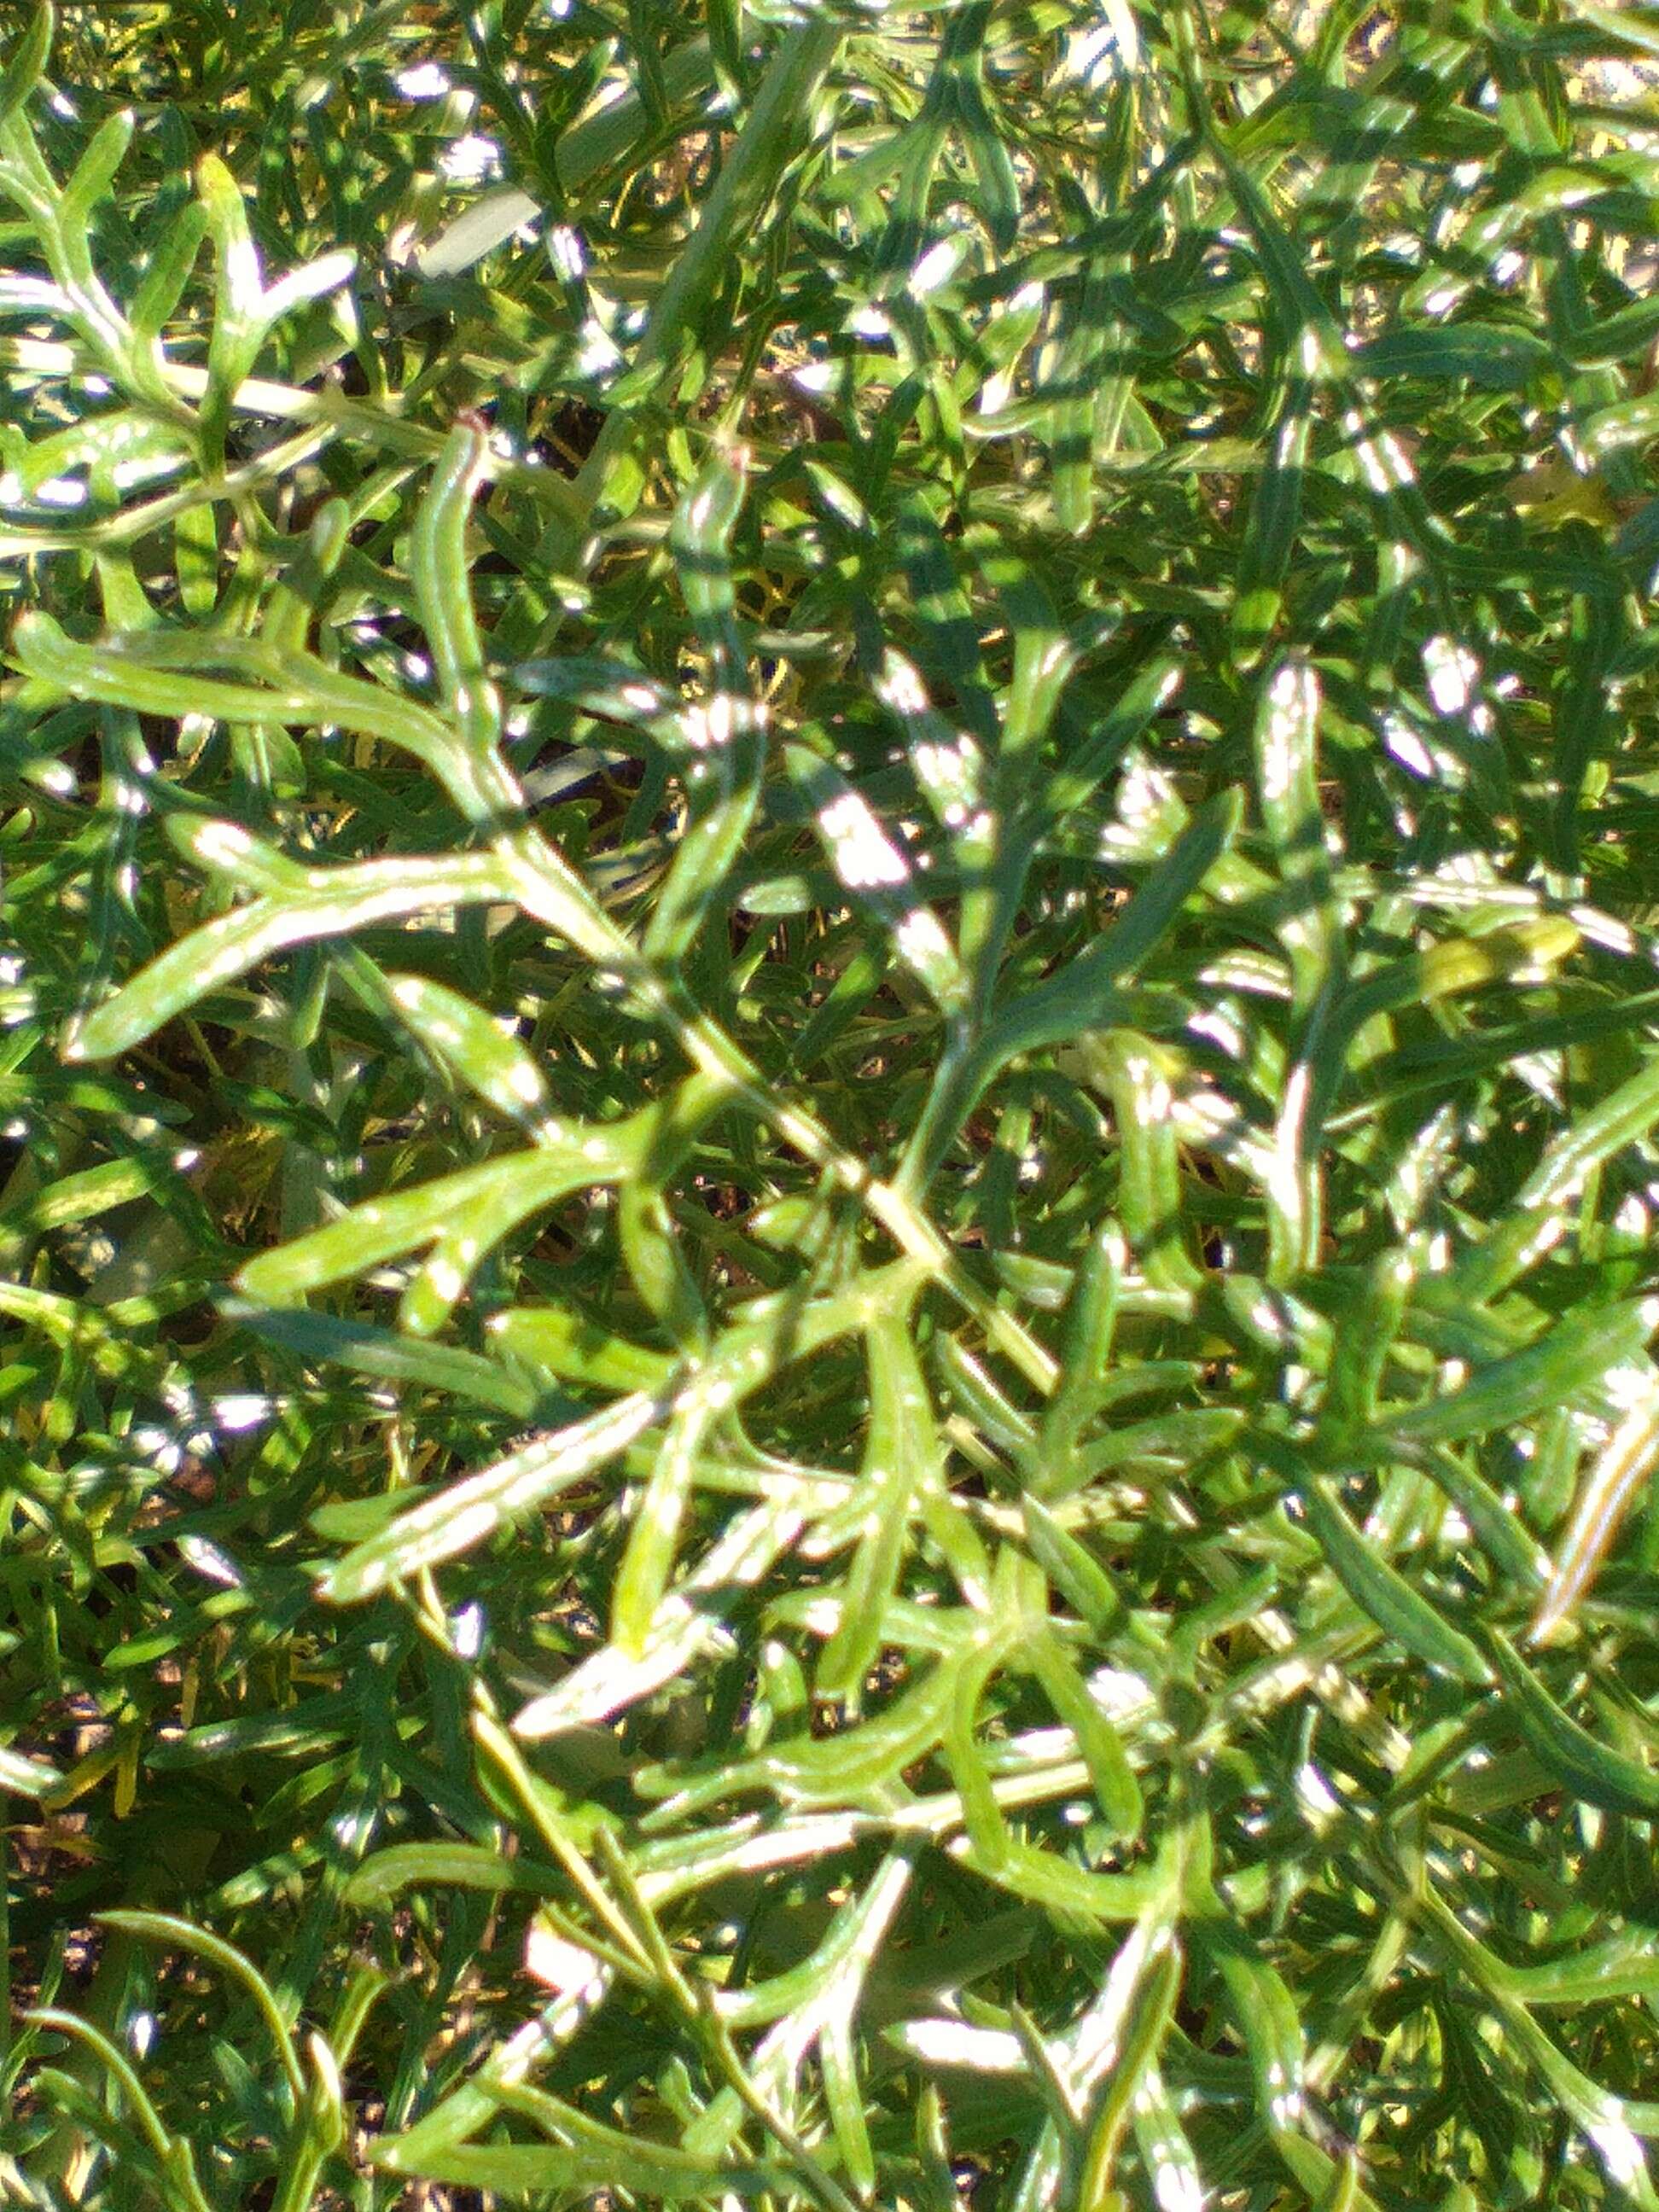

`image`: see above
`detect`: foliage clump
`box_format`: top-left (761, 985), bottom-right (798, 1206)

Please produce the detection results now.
top-left (3, 3), bottom-right (1659, 2207)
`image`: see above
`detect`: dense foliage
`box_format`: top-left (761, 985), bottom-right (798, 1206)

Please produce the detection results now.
top-left (4, 2), bottom-right (1659, 2205)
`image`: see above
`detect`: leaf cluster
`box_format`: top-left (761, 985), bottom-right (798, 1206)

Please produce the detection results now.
top-left (3, 3), bottom-right (1659, 2209)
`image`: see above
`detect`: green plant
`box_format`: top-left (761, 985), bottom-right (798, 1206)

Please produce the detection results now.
top-left (3, 0), bottom-right (1659, 2205)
